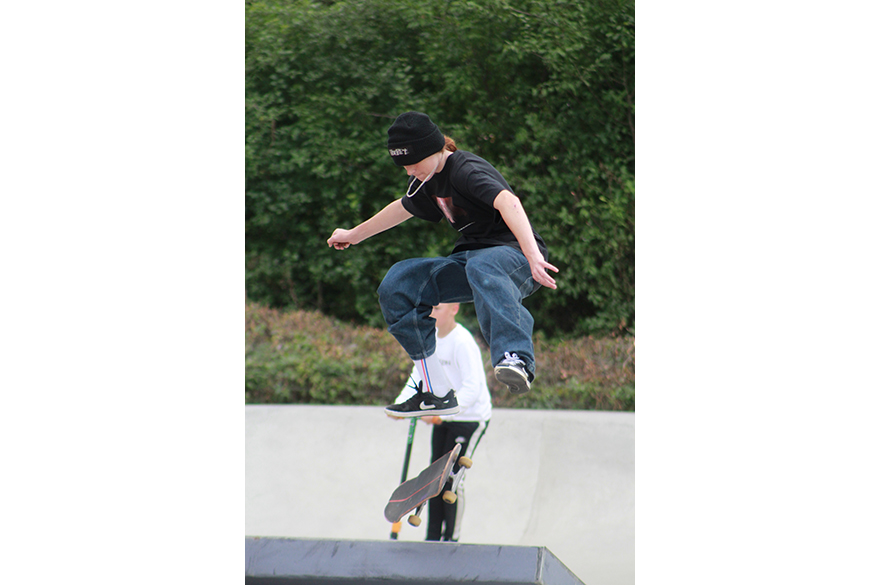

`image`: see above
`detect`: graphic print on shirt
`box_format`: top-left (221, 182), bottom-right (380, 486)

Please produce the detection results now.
top-left (435, 196), bottom-right (470, 230)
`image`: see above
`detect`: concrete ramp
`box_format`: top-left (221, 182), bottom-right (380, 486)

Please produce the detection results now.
top-left (246, 405), bottom-right (634, 584)
top-left (245, 537), bottom-right (585, 585)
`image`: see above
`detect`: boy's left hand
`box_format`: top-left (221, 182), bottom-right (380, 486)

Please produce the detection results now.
top-left (530, 256), bottom-right (559, 289)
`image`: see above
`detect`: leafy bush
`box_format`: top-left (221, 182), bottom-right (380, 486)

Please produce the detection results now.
top-left (246, 302), bottom-right (635, 411)
top-left (246, 301), bottom-right (412, 404)
top-left (492, 334), bottom-right (635, 410)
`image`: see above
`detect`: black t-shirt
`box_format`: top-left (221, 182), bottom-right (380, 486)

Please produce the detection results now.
top-left (400, 150), bottom-right (548, 259)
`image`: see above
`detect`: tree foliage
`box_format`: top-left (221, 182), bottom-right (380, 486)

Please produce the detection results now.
top-left (246, 0), bottom-right (634, 336)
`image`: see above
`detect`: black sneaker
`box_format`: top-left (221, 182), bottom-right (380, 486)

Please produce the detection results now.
top-left (385, 386), bottom-right (459, 417)
top-left (494, 351), bottom-right (531, 394)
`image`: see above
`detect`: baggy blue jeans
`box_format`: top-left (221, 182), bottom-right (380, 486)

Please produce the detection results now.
top-left (377, 246), bottom-right (541, 379)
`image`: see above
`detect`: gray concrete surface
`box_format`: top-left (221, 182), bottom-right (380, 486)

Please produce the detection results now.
top-left (245, 537), bottom-right (585, 584)
top-left (245, 405), bottom-right (634, 585)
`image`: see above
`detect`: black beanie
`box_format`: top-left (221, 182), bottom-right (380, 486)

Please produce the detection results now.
top-left (387, 111), bottom-right (445, 166)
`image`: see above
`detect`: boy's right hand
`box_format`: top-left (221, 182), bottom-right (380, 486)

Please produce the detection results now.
top-left (327, 228), bottom-right (354, 250)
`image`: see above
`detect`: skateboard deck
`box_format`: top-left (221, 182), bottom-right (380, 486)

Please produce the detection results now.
top-left (384, 443), bottom-right (471, 526)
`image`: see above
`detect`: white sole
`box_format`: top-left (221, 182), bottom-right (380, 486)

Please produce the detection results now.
top-left (384, 406), bottom-right (460, 418)
top-left (494, 366), bottom-right (531, 394)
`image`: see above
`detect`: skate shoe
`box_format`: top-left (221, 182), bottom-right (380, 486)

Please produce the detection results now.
top-left (494, 351), bottom-right (531, 394)
top-left (385, 385), bottom-right (459, 418)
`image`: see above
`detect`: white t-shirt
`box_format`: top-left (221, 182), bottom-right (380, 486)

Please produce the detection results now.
top-left (395, 324), bottom-right (492, 422)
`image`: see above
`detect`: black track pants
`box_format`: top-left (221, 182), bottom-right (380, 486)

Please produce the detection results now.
top-left (425, 419), bottom-right (489, 542)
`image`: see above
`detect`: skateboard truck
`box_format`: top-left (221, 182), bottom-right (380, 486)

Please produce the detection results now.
top-left (384, 443), bottom-right (473, 530)
top-left (406, 454), bottom-right (472, 527)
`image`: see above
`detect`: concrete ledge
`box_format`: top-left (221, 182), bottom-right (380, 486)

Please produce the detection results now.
top-left (245, 537), bottom-right (585, 585)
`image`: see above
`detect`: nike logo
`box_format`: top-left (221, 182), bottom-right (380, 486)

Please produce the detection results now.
top-left (419, 402), bottom-right (437, 410)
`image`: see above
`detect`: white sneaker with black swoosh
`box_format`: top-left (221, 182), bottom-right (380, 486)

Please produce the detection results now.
top-left (384, 385), bottom-right (459, 418)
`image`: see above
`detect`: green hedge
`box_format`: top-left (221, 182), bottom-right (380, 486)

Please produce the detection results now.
top-left (246, 302), bottom-right (634, 411)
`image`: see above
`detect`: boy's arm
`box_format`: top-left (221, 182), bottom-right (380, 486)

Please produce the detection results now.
top-left (440, 336), bottom-right (485, 418)
top-left (493, 190), bottom-right (559, 289)
top-left (328, 199), bottom-right (413, 250)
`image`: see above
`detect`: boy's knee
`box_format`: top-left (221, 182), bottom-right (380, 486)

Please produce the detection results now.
top-left (377, 272), bottom-right (393, 300)
top-left (377, 261), bottom-right (408, 299)
top-left (465, 258), bottom-right (512, 291)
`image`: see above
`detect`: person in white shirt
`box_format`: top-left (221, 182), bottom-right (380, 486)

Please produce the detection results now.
top-left (389, 302), bottom-right (492, 542)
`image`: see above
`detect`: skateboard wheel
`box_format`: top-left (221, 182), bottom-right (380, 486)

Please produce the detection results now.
top-left (408, 515), bottom-right (422, 527)
top-left (458, 456), bottom-right (473, 469)
top-left (442, 490), bottom-right (457, 504)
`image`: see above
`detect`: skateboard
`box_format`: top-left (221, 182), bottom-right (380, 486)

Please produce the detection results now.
top-left (384, 443), bottom-right (472, 528)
